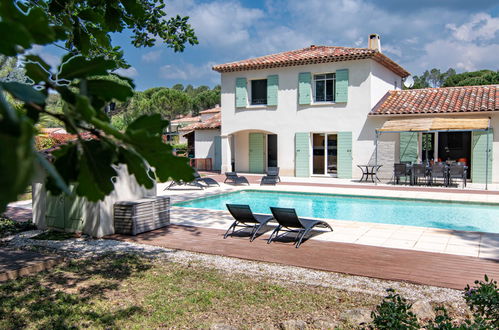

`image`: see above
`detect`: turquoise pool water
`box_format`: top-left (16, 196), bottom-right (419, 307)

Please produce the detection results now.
top-left (174, 190), bottom-right (499, 233)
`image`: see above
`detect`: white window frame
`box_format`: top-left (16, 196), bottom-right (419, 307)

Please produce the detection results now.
top-left (312, 73), bottom-right (336, 103)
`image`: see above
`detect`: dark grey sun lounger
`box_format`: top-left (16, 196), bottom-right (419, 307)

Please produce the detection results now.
top-left (164, 179), bottom-right (205, 190)
top-left (224, 172), bottom-right (250, 185)
top-left (260, 167), bottom-right (280, 185)
top-left (268, 207), bottom-right (333, 248)
top-left (224, 204), bottom-right (273, 241)
top-left (194, 172), bottom-right (220, 187)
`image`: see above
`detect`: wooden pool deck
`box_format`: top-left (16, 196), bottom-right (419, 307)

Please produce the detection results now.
top-left (107, 224), bottom-right (499, 290)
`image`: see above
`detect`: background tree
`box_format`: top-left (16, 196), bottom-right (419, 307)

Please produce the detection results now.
top-left (411, 68), bottom-right (456, 89)
top-left (150, 88), bottom-right (190, 120)
top-left (0, 0), bottom-right (198, 212)
top-left (443, 70), bottom-right (499, 87)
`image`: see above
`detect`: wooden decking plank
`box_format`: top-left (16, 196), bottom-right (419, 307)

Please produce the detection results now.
top-left (107, 225), bottom-right (499, 290)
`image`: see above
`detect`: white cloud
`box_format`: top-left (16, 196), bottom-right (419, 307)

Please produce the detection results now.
top-left (28, 45), bottom-right (61, 68)
top-left (141, 50), bottom-right (163, 63)
top-left (114, 67), bottom-right (139, 78)
top-left (159, 62), bottom-right (218, 83)
top-left (446, 13), bottom-right (499, 42)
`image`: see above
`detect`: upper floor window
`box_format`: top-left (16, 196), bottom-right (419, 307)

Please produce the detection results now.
top-left (251, 79), bottom-right (267, 105)
top-left (314, 73), bottom-right (335, 102)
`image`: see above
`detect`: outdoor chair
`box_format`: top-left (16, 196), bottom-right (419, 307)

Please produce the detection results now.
top-left (448, 164), bottom-right (467, 188)
top-left (267, 207), bottom-right (333, 248)
top-left (224, 204), bottom-right (273, 241)
top-left (224, 172), bottom-right (250, 185)
top-left (260, 167), bottom-right (281, 185)
top-left (164, 179), bottom-right (205, 190)
top-left (430, 162), bottom-right (447, 186)
top-left (411, 164), bottom-right (428, 185)
top-left (393, 163), bottom-right (410, 185)
top-left (193, 172), bottom-right (220, 187)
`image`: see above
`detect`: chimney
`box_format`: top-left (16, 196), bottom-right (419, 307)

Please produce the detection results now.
top-left (368, 34), bottom-right (381, 52)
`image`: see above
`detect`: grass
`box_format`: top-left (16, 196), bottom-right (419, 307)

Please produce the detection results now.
top-left (0, 253), bottom-right (384, 329)
top-left (0, 216), bottom-right (36, 238)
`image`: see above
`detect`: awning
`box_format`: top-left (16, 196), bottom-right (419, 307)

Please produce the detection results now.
top-left (181, 130), bottom-right (194, 136)
top-left (377, 117), bottom-right (490, 132)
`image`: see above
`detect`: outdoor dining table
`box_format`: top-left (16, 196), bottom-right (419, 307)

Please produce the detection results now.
top-left (404, 163), bottom-right (468, 187)
top-left (357, 164), bottom-right (383, 182)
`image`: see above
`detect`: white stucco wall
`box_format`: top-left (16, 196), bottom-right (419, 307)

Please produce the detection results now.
top-left (194, 129), bottom-right (220, 160)
top-left (220, 58), bottom-right (402, 177)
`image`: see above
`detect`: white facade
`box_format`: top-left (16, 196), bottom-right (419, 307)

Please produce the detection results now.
top-left (219, 59), bottom-right (402, 178)
top-left (194, 129), bottom-right (221, 160)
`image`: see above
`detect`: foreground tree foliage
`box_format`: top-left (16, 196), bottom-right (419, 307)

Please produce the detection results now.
top-left (0, 1), bottom-right (198, 212)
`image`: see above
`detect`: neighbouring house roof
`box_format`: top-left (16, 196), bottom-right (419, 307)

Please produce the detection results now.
top-left (370, 85), bottom-right (499, 116)
top-left (199, 106), bottom-right (221, 114)
top-left (39, 127), bottom-right (67, 135)
top-left (212, 45), bottom-right (410, 77)
top-left (170, 114), bottom-right (201, 125)
top-left (179, 112), bottom-right (221, 132)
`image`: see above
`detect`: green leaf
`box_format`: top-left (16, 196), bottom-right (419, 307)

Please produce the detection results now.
top-left (87, 79), bottom-right (134, 102)
top-left (118, 147), bottom-right (154, 189)
top-left (22, 7), bottom-right (55, 45)
top-left (36, 153), bottom-right (71, 196)
top-left (1, 82), bottom-right (46, 105)
top-left (58, 55), bottom-right (117, 80)
top-left (0, 21), bottom-right (32, 56)
top-left (0, 116), bottom-right (35, 213)
top-left (76, 140), bottom-right (117, 201)
top-left (75, 95), bottom-right (96, 121)
top-left (24, 55), bottom-right (51, 84)
top-left (126, 114), bottom-right (168, 136)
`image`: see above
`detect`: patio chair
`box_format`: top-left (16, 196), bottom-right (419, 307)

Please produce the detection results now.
top-left (224, 204), bottom-right (273, 241)
top-left (193, 172), bottom-right (220, 187)
top-left (164, 179), bottom-right (205, 190)
top-left (411, 164), bottom-right (428, 185)
top-left (429, 162), bottom-right (447, 186)
top-left (267, 207), bottom-right (333, 248)
top-left (393, 163), bottom-right (410, 185)
top-left (260, 167), bottom-right (281, 185)
top-left (448, 164), bottom-right (467, 188)
top-left (224, 172), bottom-right (250, 185)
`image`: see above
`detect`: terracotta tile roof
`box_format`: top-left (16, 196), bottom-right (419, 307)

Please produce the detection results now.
top-left (199, 106), bottom-right (221, 114)
top-left (212, 45), bottom-right (410, 77)
top-left (370, 85), bottom-right (499, 116)
top-left (171, 115), bottom-right (201, 124)
top-left (179, 112), bottom-right (221, 131)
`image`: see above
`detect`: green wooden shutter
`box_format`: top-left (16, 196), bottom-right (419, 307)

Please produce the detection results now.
top-left (472, 129), bottom-right (493, 184)
top-left (335, 69), bottom-right (349, 102)
top-left (213, 135), bottom-right (222, 171)
top-left (337, 132), bottom-right (353, 179)
top-left (298, 72), bottom-right (311, 105)
top-left (64, 186), bottom-right (85, 231)
top-left (235, 77), bottom-right (247, 107)
top-left (267, 75), bottom-right (278, 106)
top-left (249, 133), bottom-right (265, 173)
top-left (295, 133), bottom-right (310, 177)
top-left (399, 132), bottom-right (418, 163)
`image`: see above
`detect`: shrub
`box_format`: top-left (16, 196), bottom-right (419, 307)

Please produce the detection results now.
top-left (369, 289), bottom-right (419, 329)
top-left (464, 275), bottom-right (499, 325)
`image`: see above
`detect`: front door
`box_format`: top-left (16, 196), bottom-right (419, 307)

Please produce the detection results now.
top-left (249, 133), bottom-right (265, 173)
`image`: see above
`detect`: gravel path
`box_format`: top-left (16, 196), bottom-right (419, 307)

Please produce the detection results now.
top-left (4, 230), bottom-right (465, 304)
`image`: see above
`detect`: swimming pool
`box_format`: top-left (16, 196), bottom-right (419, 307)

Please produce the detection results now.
top-left (174, 190), bottom-right (499, 233)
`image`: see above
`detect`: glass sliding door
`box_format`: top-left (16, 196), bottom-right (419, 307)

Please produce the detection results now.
top-left (312, 134), bottom-right (325, 175)
top-left (327, 134), bottom-right (338, 175)
top-left (312, 133), bottom-right (337, 176)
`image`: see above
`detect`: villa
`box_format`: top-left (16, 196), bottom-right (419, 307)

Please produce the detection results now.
top-left (212, 34), bottom-right (499, 184)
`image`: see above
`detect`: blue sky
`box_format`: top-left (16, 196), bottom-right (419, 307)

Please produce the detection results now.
top-left (34, 0), bottom-right (499, 91)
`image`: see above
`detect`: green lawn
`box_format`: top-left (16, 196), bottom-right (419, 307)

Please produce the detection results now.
top-left (0, 253), bottom-right (383, 329)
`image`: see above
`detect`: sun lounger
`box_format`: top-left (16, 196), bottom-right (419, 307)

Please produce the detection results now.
top-left (260, 167), bottom-right (280, 185)
top-left (224, 204), bottom-right (273, 241)
top-left (267, 207), bottom-right (333, 248)
top-left (193, 172), bottom-right (220, 187)
top-left (164, 180), bottom-right (205, 190)
top-left (224, 172), bottom-right (250, 185)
